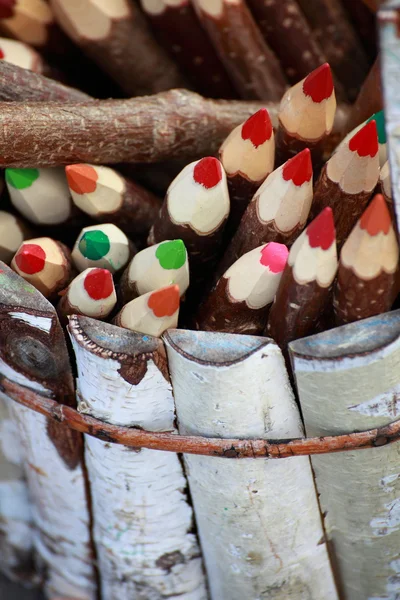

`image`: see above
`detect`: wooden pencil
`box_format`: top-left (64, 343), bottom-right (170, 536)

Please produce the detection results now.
top-left (276, 63), bottom-right (337, 167)
top-left (57, 267), bottom-right (116, 323)
top-left (333, 194), bottom-right (399, 325)
top-left (65, 163), bottom-right (161, 237)
top-left (311, 119), bottom-right (380, 246)
top-left (69, 315), bottom-right (207, 599)
top-left (216, 148), bottom-right (313, 278)
top-left (119, 239), bottom-right (189, 305)
top-left (266, 207), bottom-right (338, 354)
top-left (11, 237), bottom-right (74, 300)
top-left (0, 261), bottom-right (95, 598)
top-left (341, 110), bottom-right (387, 168)
top-left (246, 0), bottom-right (326, 83)
top-left (194, 242), bottom-right (288, 335)
top-left (139, 0), bottom-right (235, 98)
top-left (295, 0), bottom-right (369, 101)
top-left (72, 223), bottom-right (134, 274)
top-left (191, 0), bottom-right (287, 100)
top-left (114, 284), bottom-right (180, 337)
top-left (219, 108), bottom-right (275, 232)
top-left (148, 157), bottom-right (230, 279)
top-left (0, 210), bottom-right (30, 264)
top-left (50, 0), bottom-right (185, 96)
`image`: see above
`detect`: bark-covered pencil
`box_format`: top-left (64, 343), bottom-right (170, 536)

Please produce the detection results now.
top-left (216, 148), bottom-right (313, 278)
top-left (333, 194), bottom-right (399, 326)
top-left (0, 210), bottom-right (31, 264)
top-left (296, 0), bottom-right (369, 101)
top-left (72, 223), bottom-right (134, 274)
top-left (114, 284), bottom-right (180, 337)
top-left (69, 315), bottom-right (207, 600)
top-left (194, 242), bottom-right (288, 335)
top-left (276, 63), bottom-right (337, 166)
top-left (65, 163), bottom-right (161, 237)
top-left (139, 0), bottom-right (235, 98)
top-left (50, 0), bottom-right (185, 96)
top-left (148, 157), bottom-right (230, 278)
top-left (311, 119), bottom-right (380, 246)
top-left (11, 237), bottom-right (74, 300)
top-left (246, 0), bottom-right (326, 83)
top-left (57, 268), bottom-right (117, 323)
top-left (191, 0), bottom-right (286, 100)
top-left (119, 239), bottom-right (189, 305)
top-left (266, 207), bottom-right (338, 353)
top-left (219, 108), bottom-right (274, 232)
top-left (341, 110), bottom-right (387, 168)
top-left (5, 167), bottom-right (74, 226)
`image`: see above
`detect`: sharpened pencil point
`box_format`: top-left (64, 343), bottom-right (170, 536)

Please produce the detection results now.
top-left (148, 284), bottom-right (180, 318)
top-left (302, 63), bottom-right (334, 103)
top-left (5, 168), bottom-right (39, 190)
top-left (348, 120), bottom-right (378, 158)
top-left (367, 110), bottom-right (386, 145)
top-left (79, 230), bottom-right (111, 261)
top-left (307, 207), bottom-right (335, 250)
top-left (83, 268), bottom-right (114, 300)
top-left (282, 149), bottom-right (312, 186)
top-left (241, 108), bottom-right (273, 148)
top-left (14, 243), bottom-right (46, 274)
top-left (260, 242), bottom-right (288, 273)
top-left (66, 164), bottom-right (98, 194)
top-left (193, 157), bottom-right (222, 189)
top-left (155, 239), bottom-right (186, 270)
top-left (360, 194), bottom-right (391, 236)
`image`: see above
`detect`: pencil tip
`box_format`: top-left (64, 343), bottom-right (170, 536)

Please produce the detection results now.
top-left (66, 164), bottom-right (98, 194)
top-left (83, 268), bottom-right (114, 300)
top-left (0, 0), bottom-right (16, 19)
top-left (348, 120), bottom-right (378, 158)
top-left (306, 207), bottom-right (336, 250)
top-left (360, 194), bottom-right (392, 236)
top-left (148, 285), bottom-right (180, 318)
top-left (193, 157), bottom-right (223, 189)
top-left (367, 110), bottom-right (386, 144)
top-left (14, 243), bottom-right (46, 275)
top-left (155, 240), bottom-right (186, 270)
top-left (241, 108), bottom-right (273, 148)
top-left (282, 148), bottom-right (312, 186)
top-left (5, 168), bottom-right (39, 190)
top-left (260, 242), bottom-right (288, 273)
top-left (302, 63), bottom-right (334, 103)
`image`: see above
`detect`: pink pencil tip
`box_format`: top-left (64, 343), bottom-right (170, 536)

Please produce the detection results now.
top-left (306, 207), bottom-right (336, 250)
top-left (302, 63), bottom-right (334, 103)
top-left (241, 108), bottom-right (273, 148)
top-left (282, 148), bottom-right (312, 186)
top-left (260, 242), bottom-right (289, 273)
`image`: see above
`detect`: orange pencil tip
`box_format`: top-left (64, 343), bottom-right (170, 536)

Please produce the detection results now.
top-left (148, 285), bottom-right (180, 318)
top-left (65, 164), bottom-right (98, 195)
top-left (360, 194), bottom-right (392, 236)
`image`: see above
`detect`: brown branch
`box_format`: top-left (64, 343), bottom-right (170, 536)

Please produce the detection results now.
top-left (3, 377), bottom-right (400, 459)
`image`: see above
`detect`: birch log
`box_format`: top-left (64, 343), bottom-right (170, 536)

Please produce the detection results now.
top-left (68, 315), bottom-right (207, 600)
top-left (0, 261), bottom-right (95, 599)
top-left (290, 309), bottom-right (400, 600)
top-left (164, 329), bottom-right (338, 600)
top-left (0, 392), bottom-right (35, 585)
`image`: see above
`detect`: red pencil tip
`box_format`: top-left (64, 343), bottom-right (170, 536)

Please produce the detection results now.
top-left (306, 207), bottom-right (336, 250)
top-left (65, 164), bottom-right (98, 195)
top-left (193, 157), bottom-right (222, 189)
top-left (83, 268), bottom-right (114, 300)
top-left (302, 63), bottom-right (334, 103)
top-left (260, 242), bottom-right (289, 273)
top-left (360, 194), bottom-right (392, 236)
top-left (348, 120), bottom-right (378, 158)
top-left (0, 0), bottom-right (16, 19)
top-left (241, 108), bottom-right (273, 148)
top-left (14, 243), bottom-right (46, 275)
top-left (282, 149), bottom-right (312, 186)
top-left (0, 48), bottom-right (4, 60)
top-left (148, 285), bottom-right (180, 318)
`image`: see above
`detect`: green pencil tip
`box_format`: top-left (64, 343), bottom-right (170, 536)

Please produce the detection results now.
top-left (78, 230), bottom-right (110, 261)
top-left (5, 168), bottom-right (39, 190)
top-left (156, 239), bottom-right (187, 270)
top-left (367, 110), bottom-right (386, 145)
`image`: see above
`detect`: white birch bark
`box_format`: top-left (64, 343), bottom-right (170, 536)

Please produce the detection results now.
top-left (0, 392), bottom-right (35, 585)
top-left (68, 315), bottom-right (207, 600)
top-left (164, 329), bottom-right (337, 600)
top-left (290, 309), bottom-right (400, 600)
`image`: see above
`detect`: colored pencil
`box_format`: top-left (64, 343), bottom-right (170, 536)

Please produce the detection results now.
top-left (191, 0), bottom-right (287, 100)
top-left (266, 207), bottom-right (338, 353)
top-left (114, 284), bottom-right (180, 337)
top-left (295, 0), bottom-right (369, 101)
top-left (0, 36), bottom-right (44, 72)
top-left (333, 194), bottom-right (399, 325)
top-left (0, 210), bottom-right (30, 264)
top-left (72, 223), bottom-right (134, 274)
top-left (148, 157), bottom-right (230, 277)
top-left (378, 160), bottom-right (395, 220)
top-left (11, 236), bottom-right (74, 300)
top-left (65, 163), bottom-right (161, 237)
top-left (346, 57), bottom-right (383, 132)
top-left (119, 239), bottom-right (189, 305)
top-left (246, 0), bottom-right (326, 83)
top-left (276, 63), bottom-right (337, 166)
top-left (219, 107), bottom-right (275, 232)
top-left (5, 167), bottom-right (74, 226)
top-left (57, 267), bottom-right (116, 322)
top-left (195, 242), bottom-right (288, 335)
top-left (50, 0), bottom-right (185, 96)
top-left (139, 0), bottom-right (235, 98)
top-left (216, 148), bottom-right (313, 279)
top-left (311, 119), bottom-right (380, 246)
top-left (341, 110), bottom-right (387, 168)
